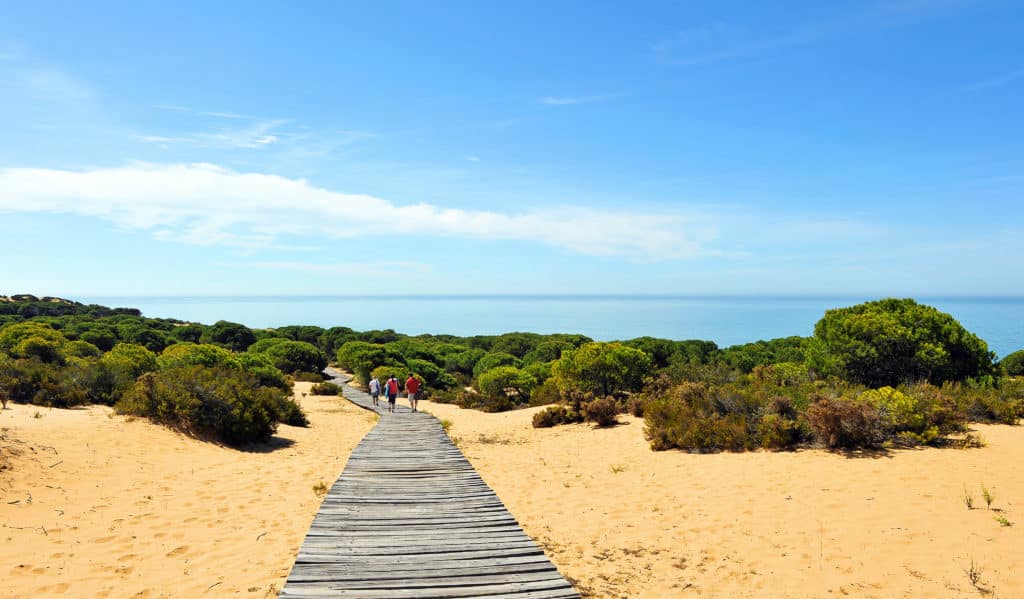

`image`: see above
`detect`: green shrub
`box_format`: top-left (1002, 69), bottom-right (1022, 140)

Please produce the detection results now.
top-left (1000, 349), bottom-right (1024, 376)
top-left (813, 298), bottom-right (995, 386)
top-left (643, 392), bottom-right (751, 452)
top-left (235, 353), bottom-right (290, 391)
top-left (582, 396), bottom-right (620, 426)
top-left (64, 339), bottom-right (101, 358)
top-left (531, 404), bottom-right (583, 428)
top-left (199, 320), bottom-right (256, 352)
top-left (292, 371), bottom-right (326, 382)
top-left (336, 341), bottom-right (404, 384)
top-left (529, 378), bottom-right (562, 407)
top-left (310, 382), bottom-right (342, 395)
top-left (158, 343), bottom-right (239, 370)
top-left (472, 352), bottom-right (521, 378)
top-left (267, 394), bottom-right (309, 427)
top-left (553, 342), bottom-right (651, 396)
top-left (626, 395), bottom-right (648, 417)
top-left (116, 366), bottom-right (292, 445)
top-left (14, 335), bottom-right (66, 364)
top-left (248, 338), bottom-right (327, 374)
top-left (0, 322), bottom-right (68, 355)
top-left (477, 366), bottom-right (536, 400)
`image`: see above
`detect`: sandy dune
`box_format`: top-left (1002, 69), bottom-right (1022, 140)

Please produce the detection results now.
top-left (421, 400), bottom-right (1023, 598)
top-left (3, 385), bottom-right (1022, 598)
top-left (0, 383), bottom-right (376, 599)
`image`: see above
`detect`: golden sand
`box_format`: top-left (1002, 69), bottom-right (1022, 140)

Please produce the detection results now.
top-left (0, 383), bottom-right (376, 598)
top-left (2, 386), bottom-right (1021, 598)
top-left (421, 400), bottom-right (1023, 598)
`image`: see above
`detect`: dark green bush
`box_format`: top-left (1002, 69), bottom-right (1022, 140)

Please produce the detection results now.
top-left (248, 338), bottom-right (328, 374)
top-left (267, 394), bottom-right (309, 427)
top-left (200, 320), bottom-right (256, 352)
top-left (529, 378), bottom-right (561, 407)
top-left (472, 352), bottom-right (521, 378)
top-left (116, 366), bottom-right (295, 445)
top-left (1002, 350), bottom-right (1024, 376)
top-left (813, 298), bottom-right (995, 386)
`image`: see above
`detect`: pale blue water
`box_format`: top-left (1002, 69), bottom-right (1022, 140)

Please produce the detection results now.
top-left (74, 295), bottom-right (1024, 359)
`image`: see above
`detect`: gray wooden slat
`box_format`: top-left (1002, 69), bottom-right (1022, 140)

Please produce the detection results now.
top-left (279, 368), bottom-right (578, 598)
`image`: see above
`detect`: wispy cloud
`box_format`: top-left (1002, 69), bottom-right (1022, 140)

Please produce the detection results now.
top-left (538, 95), bottom-right (609, 106)
top-left (0, 162), bottom-right (711, 259)
top-left (961, 67), bottom-right (1024, 92)
top-left (138, 118), bottom-right (291, 150)
top-left (464, 155), bottom-right (480, 162)
top-left (653, 1), bottom-right (974, 66)
top-left (197, 110), bottom-right (247, 119)
top-left (248, 260), bottom-right (432, 275)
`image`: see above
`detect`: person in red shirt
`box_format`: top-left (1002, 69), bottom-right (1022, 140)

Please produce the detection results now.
top-left (385, 375), bottom-right (399, 413)
top-left (405, 374), bottom-right (421, 412)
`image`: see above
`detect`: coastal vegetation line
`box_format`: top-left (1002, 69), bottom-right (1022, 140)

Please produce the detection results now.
top-left (1, 294), bottom-right (1022, 453)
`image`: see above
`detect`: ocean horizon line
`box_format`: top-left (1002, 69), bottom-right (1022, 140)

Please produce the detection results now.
top-left (66, 293), bottom-right (1024, 303)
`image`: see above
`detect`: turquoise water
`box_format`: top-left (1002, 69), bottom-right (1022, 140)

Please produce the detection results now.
top-left (74, 295), bottom-right (1024, 358)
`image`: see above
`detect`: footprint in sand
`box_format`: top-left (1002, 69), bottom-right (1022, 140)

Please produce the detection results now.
top-left (94, 535), bottom-right (116, 544)
top-left (166, 545), bottom-right (189, 558)
top-left (37, 583), bottom-right (70, 594)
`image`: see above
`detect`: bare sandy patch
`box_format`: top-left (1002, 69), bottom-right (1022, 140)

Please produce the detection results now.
top-left (420, 399), bottom-right (1023, 598)
top-left (0, 382), bottom-right (376, 598)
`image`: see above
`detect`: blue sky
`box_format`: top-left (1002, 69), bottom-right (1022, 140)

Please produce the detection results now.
top-left (1, 0), bottom-right (1021, 296)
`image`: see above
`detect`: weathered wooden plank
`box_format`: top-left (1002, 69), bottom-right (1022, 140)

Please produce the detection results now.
top-left (279, 369), bottom-right (578, 598)
top-left (281, 577), bottom-right (575, 598)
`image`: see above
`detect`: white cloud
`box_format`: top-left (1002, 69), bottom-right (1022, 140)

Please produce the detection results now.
top-left (249, 260), bottom-right (432, 275)
top-left (464, 155), bottom-right (481, 162)
top-left (0, 162), bottom-right (708, 259)
top-left (537, 95), bottom-right (608, 106)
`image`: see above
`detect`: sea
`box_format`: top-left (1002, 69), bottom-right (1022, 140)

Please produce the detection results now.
top-left (73, 295), bottom-right (1024, 359)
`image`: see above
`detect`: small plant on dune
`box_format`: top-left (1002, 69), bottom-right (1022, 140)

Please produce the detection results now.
top-left (962, 557), bottom-right (987, 593)
top-left (312, 481), bottom-right (328, 496)
top-left (440, 419), bottom-right (453, 433)
top-left (994, 515), bottom-right (1012, 527)
top-left (33, 410), bottom-right (43, 419)
top-left (981, 484), bottom-right (994, 510)
top-left (954, 433), bottom-right (986, 449)
top-left (610, 464), bottom-right (626, 474)
top-left (963, 485), bottom-right (975, 510)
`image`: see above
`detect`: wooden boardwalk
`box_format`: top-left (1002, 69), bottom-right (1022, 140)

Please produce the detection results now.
top-left (280, 369), bottom-right (579, 598)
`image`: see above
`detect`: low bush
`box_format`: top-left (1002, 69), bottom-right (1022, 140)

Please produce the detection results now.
top-left (582, 396), bottom-right (620, 427)
top-left (292, 371), bottom-right (326, 382)
top-left (626, 395), bottom-right (647, 417)
top-left (805, 396), bottom-right (885, 449)
top-left (532, 404), bottom-right (583, 428)
top-left (310, 382), bottom-right (342, 395)
top-left (268, 394), bottom-right (309, 427)
top-left (116, 365), bottom-right (300, 445)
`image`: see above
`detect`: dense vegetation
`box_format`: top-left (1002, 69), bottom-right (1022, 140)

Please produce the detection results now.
top-left (1, 294), bottom-right (1021, 452)
top-left (0, 295), bottom-right (308, 445)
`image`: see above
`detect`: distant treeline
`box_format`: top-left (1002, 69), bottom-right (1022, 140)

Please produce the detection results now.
top-left (1, 294), bottom-right (1023, 451)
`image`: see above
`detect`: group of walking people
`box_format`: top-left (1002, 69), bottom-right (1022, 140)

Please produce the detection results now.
top-left (367, 373), bottom-right (421, 413)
